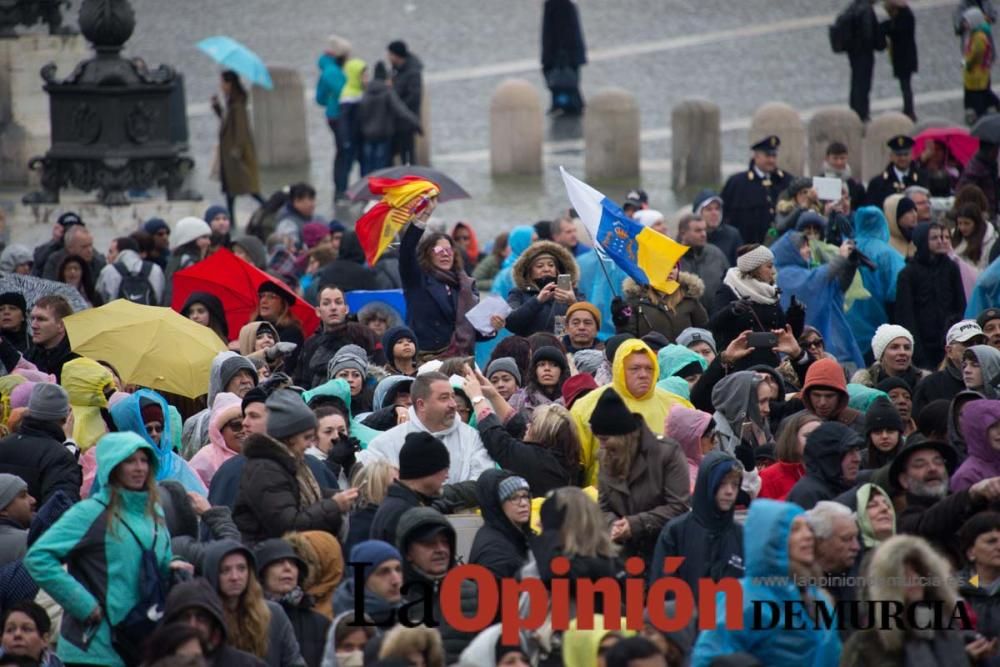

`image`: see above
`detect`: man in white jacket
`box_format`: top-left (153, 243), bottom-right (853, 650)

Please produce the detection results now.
top-left (359, 371), bottom-right (495, 482)
top-left (95, 237), bottom-right (165, 305)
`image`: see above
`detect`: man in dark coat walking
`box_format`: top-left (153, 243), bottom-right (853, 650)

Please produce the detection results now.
top-left (896, 222), bottom-right (967, 369)
top-left (541, 0), bottom-right (587, 115)
top-left (866, 135), bottom-right (928, 207)
top-left (882, 0), bottom-right (918, 120)
top-left (719, 136), bottom-right (794, 245)
top-left (843, 0), bottom-right (887, 122)
top-left (387, 40), bottom-right (423, 165)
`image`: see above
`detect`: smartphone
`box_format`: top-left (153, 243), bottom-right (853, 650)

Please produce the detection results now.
top-left (557, 274), bottom-right (572, 291)
top-left (747, 332), bottom-right (778, 349)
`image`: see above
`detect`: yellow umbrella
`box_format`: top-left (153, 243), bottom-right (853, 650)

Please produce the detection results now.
top-left (64, 299), bottom-right (228, 398)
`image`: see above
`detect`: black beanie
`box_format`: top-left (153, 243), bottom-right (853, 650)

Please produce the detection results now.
top-left (0, 292), bottom-right (26, 314)
top-left (589, 389), bottom-right (638, 436)
top-left (532, 346), bottom-right (568, 374)
top-left (865, 396), bottom-right (903, 436)
top-left (875, 376), bottom-right (912, 396)
top-left (895, 196), bottom-right (917, 220)
top-left (604, 333), bottom-right (633, 363)
top-left (399, 431), bottom-right (450, 480)
top-left (917, 399), bottom-right (951, 436)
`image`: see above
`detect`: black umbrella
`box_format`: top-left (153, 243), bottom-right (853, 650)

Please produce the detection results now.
top-left (345, 166), bottom-right (471, 202)
top-left (971, 113), bottom-right (1000, 144)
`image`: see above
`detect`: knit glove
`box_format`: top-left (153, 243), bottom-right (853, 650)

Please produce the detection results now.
top-left (734, 439), bottom-right (756, 472)
top-left (786, 296), bottom-right (806, 339)
top-left (329, 436), bottom-right (362, 469)
top-left (264, 342), bottom-right (297, 362)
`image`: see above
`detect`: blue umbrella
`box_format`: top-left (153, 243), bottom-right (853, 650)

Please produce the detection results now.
top-left (196, 36), bottom-right (273, 90)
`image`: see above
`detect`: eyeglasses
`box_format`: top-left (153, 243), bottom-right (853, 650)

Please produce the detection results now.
top-left (223, 419), bottom-right (244, 432)
top-left (505, 492), bottom-right (531, 504)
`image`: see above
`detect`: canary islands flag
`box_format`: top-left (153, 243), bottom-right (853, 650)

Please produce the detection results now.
top-left (560, 167), bottom-right (688, 295)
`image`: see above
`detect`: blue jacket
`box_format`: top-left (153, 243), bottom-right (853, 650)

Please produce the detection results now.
top-left (846, 207), bottom-right (906, 347)
top-left (968, 254), bottom-right (1000, 318)
top-left (25, 433), bottom-right (173, 667)
top-left (315, 54), bottom-right (346, 120)
top-left (691, 499), bottom-right (841, 667)
top-left (109, 389), bottom-right (207, 496)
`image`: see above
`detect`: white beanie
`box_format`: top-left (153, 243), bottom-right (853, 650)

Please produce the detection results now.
top-left (172, 217), bottom-right (212, 250)
top-left (736, 245), bottom-right (774, 274)
top-left (633, 209), bottom-right (664, 228)
top-left (871, 324), bottom-right (914, 362)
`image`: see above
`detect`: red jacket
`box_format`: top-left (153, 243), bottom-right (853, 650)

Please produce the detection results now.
top-left (758, 461), bottom-right (805, 501)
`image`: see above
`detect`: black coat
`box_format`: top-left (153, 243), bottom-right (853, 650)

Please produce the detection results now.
top-left (293, 323), bottom-right (375, 390)
top-left (344, 504), bottom-right (377, 556)
top-left (369, 481), bottom-right (433, 547)
top-left (233, 434), bottom-right (343, 544)
top-left (0, 418), bottom-right (80, 505)
top-left (707, 224), bottom-right (743, 267)
top-left (476, 413), bottom-right (580, 495)
top-left (648, 452), bottom-right (744, 600)
top-left (913, 366), bottom-right (965, 417)
top-left (897, 489), bottom-right (987, 565)
top-left (24, 336), bottom-right (79, 382)
top-left (359, 79), bottom-right (421, 142)
top-left (391, 54), bottom-right (423, 116)
top-left (276, 600), bottom-right (329, 667)
top-left (895, 243), bottom-right (966, 370)
top-left (710, 284), bottom-right (788, 369)
top-left (882, 7), bottom-right (917, 78)
top-left (469, 470), bottom-right (533, 579)
top-left (786, 423), bottom-right (863, 510)
top-left (541, 0), bottom-right (587, 68)
top-left (719, 162), bottom-right (793, 245)
top-left (865, 163), bottom-right (928, 207)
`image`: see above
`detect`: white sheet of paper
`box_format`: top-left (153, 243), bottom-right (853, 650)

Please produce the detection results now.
top-left (813, 176), bottom-right (842, 201)
top-left (465, 294), bottom-right (513, 335)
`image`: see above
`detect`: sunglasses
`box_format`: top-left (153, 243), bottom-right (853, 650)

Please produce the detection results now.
top-left (432, 245), bottom-right (453, 256)
top-left (802, 338), bottom-right (825, 349)
top-left (223, 419), bottom-right (244, 432)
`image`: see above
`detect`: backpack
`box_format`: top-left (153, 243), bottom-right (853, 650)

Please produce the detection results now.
top-left (829, 2), bottom-right (858, 53)
top-left (114, 260), bottom-right (156, 305)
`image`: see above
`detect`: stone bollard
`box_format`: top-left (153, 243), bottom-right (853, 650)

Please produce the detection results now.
top-left (912, 116), bottom-right (960, 134)
top-left (750, 102), bottom-right (806, 176)
top-left (807, 107), bottom-right (863, 177)
top-left (862, 112), bottom-right (915, 181)
top-left (584, 88), bottom-right (639, 181)
top-left (251, 67), bottom-right (310, 168)
top-left (490, 79), bottom-right (543, 176)
top-left (671, 98), bottom-right (720, 191)
top-left (414, 90), bottom-right (431, 166)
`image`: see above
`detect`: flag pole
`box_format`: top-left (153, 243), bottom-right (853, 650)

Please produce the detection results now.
top-left (578, 220), bottom-right (619, 298)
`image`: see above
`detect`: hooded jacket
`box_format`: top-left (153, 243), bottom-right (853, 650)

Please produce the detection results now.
top-left (951, 399), bottom-right (1000, 491)
top-left (302, 378), bottom-right (380, 447)
top-left (468, 470), bottom-right (533, 578)
top-left (95, 249), bottom-right (165, 305)
top-left (233, 433), bottom-right (344, 544)
top-left (61, 357), bottom-right (114, 452)
top-left (396, 507), bottom-right (478, 664)
top-left (198, 539), bottom-right (303, 667)
top-left (801, 357), bottom-right (865, 434)
top-left (571, 339), bottom-right (693, 486)
top-left (666, 404), bottom-right (713, 492)
top-left (182, 351), bottom-right (257, 458)
top-left (0, 243), bottom-right (32, 273)
top-left (0, 416), bottom-right (81, 506)
top-left (238, 321), bottom-right (280, 357)
top-left (506, 241), bottom-right (582, 336)
top-left (883, 194), bottom-right (917, 258)
top-left (786, 422), bottom-right (864, 510)
top-left (896, 223), bottom-right (968, 368)
top-left (847, 206), bottom-right (908, 351)
top-left (691, 499), bottom-right (841, 667)
top-left (108, 389), bottom-right (206, 495)
top-left (25, 433), bottom-right (173, 667)
top-left (315, 53), bottom-right (345, 120)
top-left (358, 76), bottom-right (421, 142)
top-left (648, 451), bottom-right (744, 596)
top-left (180, 291), bottom-right (229, 341)
top-left (965, 344), bottom-right (1000, 399)
top-left (618, 272), bottom-right (709, 341)
top-left (188, 392), bottom-right (245, 486)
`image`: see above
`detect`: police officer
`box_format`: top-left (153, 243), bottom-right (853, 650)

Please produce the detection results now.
top-left (865, 134), bottom-right (928, 207)
top-left (719, 135), bottom-right (793, 245)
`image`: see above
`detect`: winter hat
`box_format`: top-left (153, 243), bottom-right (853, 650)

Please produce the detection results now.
top-left (171, 217), bottom-right (212, 250)
top-left (302, 222), bottom-right (330, 249)
top-left (871, 324), bottom-right (914, 363)
top-left (0, 473), bottom-right (27, 510)
top-left (589, 389), bottom-right (638, 436)
top-left (876, 375), bottom-right (913, 396)
top-left (641, 331), bottom-right (670, 352)
top-left (398, 431), bottom-right (450, 480)
top-left (676, 327), bottom-right (717, 354)
top-left (253, 538), bottom-right (308, 582)
top-left (143, 217), bottom-right (169, 236)
top-left (604, 333), bottom-right (634, 363)
top-left (572, 349), bottom-right (605, 376)
top-left (565, 301), bottom-right (601, 327)
top-left (562, 373), bottom-right (598, 409)
top-left (9, 382), bottom-right (35, 411)
top-left (219, 355), bottom-right (257, 393)
top-left (978, 308), bottom-right (1000, 330)
top-left (633, 209), bottom-right (665, 228)
top-left (796, 211), bottom-right (827, 232)
top-left (326, 34), bottom-right (352, 58)
top-left (266, 389), bottom-right (317, 440)
top-left (57, 211), bottom-right (83, 228)
top-left (917, 399), bottom-right (951, 437)
top-left (692, 190), bottom-right (723, 215)
top-left (865, 396), bottom-right (903, 436)
top-left (203, 205), bottom-right (229, 224)
top-left (0, 292), bottom-right (26, 314)
top-left (258, 280), bottom-right (295, 306)
top-left (531, 346), bottom-right (569, 375)
top-left (754, 443), bottom-right (777, 464)
top-left (383, 326), bottom-right (418, 358)
top-left (736, 245), bottom-right (774, 274)
top-left (27, 383), bottom-right (70, 421)
top-left (351, 540), bottom-right (402, 583)
top-left (498, 476), bottom-right (530, 503)
top-left (417, 359), bottom-right (444, 375)
top-left (140, 398), bottom-right (164, 425)
top-left (242, 386), bottom-right (269, 413)
top-left (387, 40), bottom-right (408, 58)
top-left (328, 344), bottom-right (368, 379)
top-left (786, 177), bottom-right (813, 199)
top-left (895, 196), bottom-right (917, 220)
top-left (486, 357), bottom-right (521, 386)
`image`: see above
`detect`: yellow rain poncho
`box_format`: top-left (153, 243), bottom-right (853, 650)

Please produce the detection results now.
top-left (562, 614), bottom-right (636, 667)
top-left (571, 339), bottom-right (692, 486)
top-left (60, 357), bottom-right (114, 451)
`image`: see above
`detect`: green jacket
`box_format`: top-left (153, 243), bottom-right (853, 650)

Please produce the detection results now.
top-left (25, 432), bottom-right (172, 666)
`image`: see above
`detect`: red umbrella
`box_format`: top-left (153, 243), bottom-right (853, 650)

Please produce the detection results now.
top-left (912, 127), bottom-right (979, 167)
top-left (171, 248), bottom-right (320, 339)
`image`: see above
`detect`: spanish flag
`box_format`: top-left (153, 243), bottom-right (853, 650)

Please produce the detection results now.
top-left (560, 167), bottom-right (688, 295)
top-left (355, 176), bottom-right (441, 266)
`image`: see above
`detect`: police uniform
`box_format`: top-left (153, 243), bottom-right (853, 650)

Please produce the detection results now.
top-left (865, 135), bottom-right (928, 207)
top-left (719, 135), bottom-right (794, 245)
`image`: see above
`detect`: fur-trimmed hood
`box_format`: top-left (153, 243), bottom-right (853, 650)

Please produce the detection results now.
top-left (622, 271), bottom-right (704, 300)
top-left (242, 432), bottom-right (296, 475)
top-left (511, 240), bottom-right (579, 291)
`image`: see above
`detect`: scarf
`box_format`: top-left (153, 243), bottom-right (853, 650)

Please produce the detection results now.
top-left (722, 267), bottom-right (780, 305)
top-left (276, 440), bottom-right (322, 508)
top-left (821, 160), bottom-right (852, 180)
top-left (270, 585), bottom-right (308, 608)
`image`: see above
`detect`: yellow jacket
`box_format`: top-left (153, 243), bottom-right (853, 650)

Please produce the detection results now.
top-left (965, 30), bottom-right (992, 91)
top-left (570, 339), bottom-right (693, 486)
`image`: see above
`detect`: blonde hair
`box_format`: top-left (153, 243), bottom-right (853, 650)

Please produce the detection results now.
top-left (552, 487), bottom-right (617, 559)
top-left (106, 448), bottom-right (161, 533)
top-left (352, 459), bottom-right (397, 508)
top-left (530, 403), bottom-right (580, 466)
top-left (379, 625), bottom-right (445, 667)
top-left (222, 563), bottom-right (272, 657)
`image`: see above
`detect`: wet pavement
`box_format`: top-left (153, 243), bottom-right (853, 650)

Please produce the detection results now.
top-left (26, 0), bottom-right (975, 232)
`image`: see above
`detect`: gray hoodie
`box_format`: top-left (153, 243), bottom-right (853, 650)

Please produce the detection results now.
top-left (967, 344), bottom-right (1000, 398)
